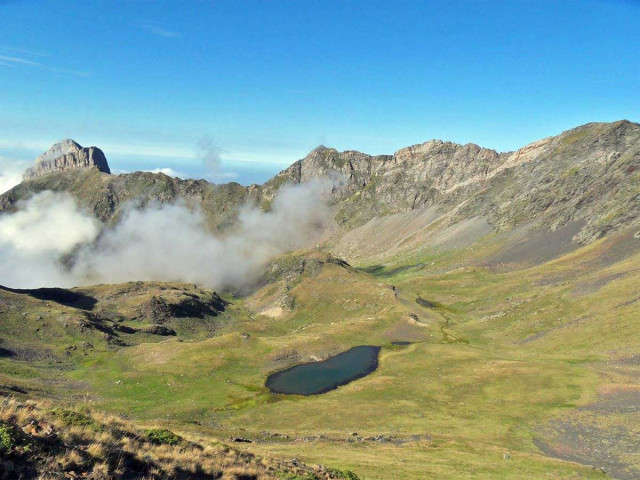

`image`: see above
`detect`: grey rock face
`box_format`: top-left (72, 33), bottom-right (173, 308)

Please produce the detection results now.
top-left (23, 139), bottom-right (111, 180)
top-left (261, 139), bottom-right (507, 228)
top-left (263, 140), bottom-right (502, 210)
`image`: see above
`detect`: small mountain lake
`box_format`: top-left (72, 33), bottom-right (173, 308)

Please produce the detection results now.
top-left (265, 345), bottom-right (381, 395)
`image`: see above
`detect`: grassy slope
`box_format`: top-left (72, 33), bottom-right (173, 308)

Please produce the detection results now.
top-left (0, 397), bottom-right (352, 480)
top-left (1, 230), bottom-right (637, 479)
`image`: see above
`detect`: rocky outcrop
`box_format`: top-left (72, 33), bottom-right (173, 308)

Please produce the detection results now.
top-left (263, 140), bottom-right (501, 202)
top-left (23, 139), bottom-right (110, 180)
top-left (145, 291), bottom-right (228, 324)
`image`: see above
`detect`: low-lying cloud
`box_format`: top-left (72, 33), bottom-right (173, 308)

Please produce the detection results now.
top-left (0, 191), bottom-right (101, 287)
top-left (0, 156), bottom-right (30, 194)
top-left (0, 180), bottom-right (332, 289)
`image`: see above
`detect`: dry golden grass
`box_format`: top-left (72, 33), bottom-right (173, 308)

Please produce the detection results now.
top-left (0, 396), bottom-right (355, 480)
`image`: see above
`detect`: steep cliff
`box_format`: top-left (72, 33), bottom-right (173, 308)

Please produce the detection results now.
top-left (22, 139), bottom-right (111, 180)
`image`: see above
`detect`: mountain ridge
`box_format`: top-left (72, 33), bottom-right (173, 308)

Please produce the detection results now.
top-left (2, 119), bottom-right (639, 246)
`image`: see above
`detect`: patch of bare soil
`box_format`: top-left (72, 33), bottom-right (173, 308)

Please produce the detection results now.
top-left (572, 272), bottom-right (628, 296)
top-left (484, 220), bottom-right (586, 268)
top-left (584, 230), bottom-right (640, 269)
top-left (535, 386), bottom-right (640, 480)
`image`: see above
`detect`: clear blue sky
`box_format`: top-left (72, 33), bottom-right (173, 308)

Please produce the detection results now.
top-left (1, 0), bottom-right (638, 185)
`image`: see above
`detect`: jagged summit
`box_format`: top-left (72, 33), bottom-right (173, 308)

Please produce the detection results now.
top-left (23, 139), bottom-right (111, 180)
top-left (311, 145), bottom-right (332, 152)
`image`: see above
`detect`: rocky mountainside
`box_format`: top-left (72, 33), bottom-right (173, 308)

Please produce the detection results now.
top-left (263, 120), bottom-right (640, 242)
top-left (1, 165), bottom-right (252, 229)
top-left (2, 120), bottom-right (638, 243)
top-left (0, 396), bottom-right (354, 479)
top-left (22, 139), bottom-right (110, 180)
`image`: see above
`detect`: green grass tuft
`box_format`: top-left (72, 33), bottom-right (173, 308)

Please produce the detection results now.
top-left (277, 473), bottom-right (320, 480)
top-left (145, 428), bottom-right (182, 445)
top-left (327, 469), bottom-right (361, 480)
top-left (54, 409), bottom-right (98, 429)
top-left (0, 421), bottom-right (16, 453)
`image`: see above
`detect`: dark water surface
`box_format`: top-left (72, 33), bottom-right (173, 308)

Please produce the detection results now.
top-left (265, 345), bottom-right (381, 395)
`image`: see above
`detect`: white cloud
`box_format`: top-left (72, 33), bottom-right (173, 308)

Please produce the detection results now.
top-left (144, 167), bottom-right (189, 178)
top-left (104, 167), bottom-right (239, 182)
top-left (0, 46), bottom-right (48, 58)
top-left (197, 136), bottom-right (222, 171)
top-left (0, 192), bottom-right (100, 287)
top-left (0, 54), bottom-right (40, 67)
top-left (144, 167), bottom-right (240, 183)
top-left (0, 156), bottom-right (30, 194)
top-left (206, 171), bottom-right (239, 182)
top-left (0, 137), bottom-right (296, 167)
top-left (74, 179), bottom-right (332, 288)
top-left (136, 22), bottom-right (179, 38)
top-left (0, 191), bottom-right (99, 255)
top-left (0, 52), bottom-right (89, 77)
top-left (0, 180), bottom-right (334, 289)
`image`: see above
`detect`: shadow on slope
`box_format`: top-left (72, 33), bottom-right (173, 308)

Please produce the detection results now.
top-left (0, 286), bottom-right (97, 310)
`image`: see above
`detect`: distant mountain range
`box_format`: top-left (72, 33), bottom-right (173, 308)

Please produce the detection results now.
top-left (2, 120), bottom-right (639, 249)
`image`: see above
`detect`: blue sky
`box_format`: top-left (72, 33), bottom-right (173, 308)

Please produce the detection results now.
top-left (0, 0), bottom-right (638, 185)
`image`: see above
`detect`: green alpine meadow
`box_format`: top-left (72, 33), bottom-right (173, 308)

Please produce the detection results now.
top-left (0, 1), bottom-right (638, 478)
top-left (0, 119), bottom-right (638, 479)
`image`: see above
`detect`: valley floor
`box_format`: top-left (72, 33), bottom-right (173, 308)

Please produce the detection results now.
top-left (1, 228), bottom-right (638, 479)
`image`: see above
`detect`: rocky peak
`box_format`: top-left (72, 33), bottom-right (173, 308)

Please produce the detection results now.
top-left (23, 140), bottom-right (111, 180)
top-left (266, 137), bottom-right (502, 201)
top-left (389, 140), bottom-right (501, 192)
top-left (310, 145), bottom-right (333, 154)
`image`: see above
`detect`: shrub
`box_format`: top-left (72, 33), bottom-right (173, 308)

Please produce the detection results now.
top-left (145, 428), bottom-right (182, 446)
top-left (328, 469), bottom-right (361, 480)
top-left (0, 421), bottom-right (16, 453)
top-left (55, 409), bottom-right (96, 428)
top-left (277, 474), bottom-right (319, 480)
